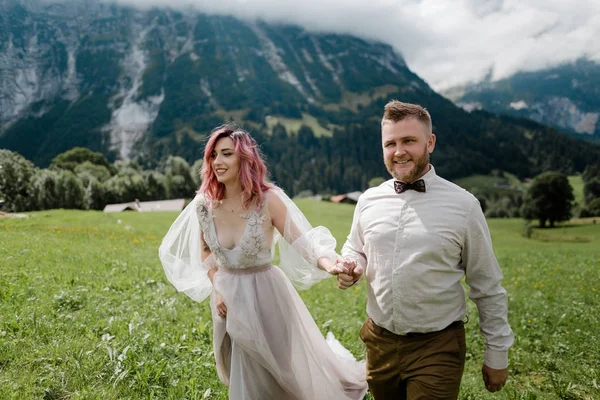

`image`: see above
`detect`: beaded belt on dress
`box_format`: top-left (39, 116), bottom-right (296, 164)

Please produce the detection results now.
top-left (221, 264), bottom-right (272, 274)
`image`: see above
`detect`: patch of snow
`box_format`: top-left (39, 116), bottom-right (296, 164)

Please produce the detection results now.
top-left (250, 23), bottom-right (312, 102)
top-left (312, 37), bottom-right (340, 85)
top-left (509, 100), bottom-right (528, 110)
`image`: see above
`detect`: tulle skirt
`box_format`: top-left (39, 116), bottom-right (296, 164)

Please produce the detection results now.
top-left (210, 264), bottom-right (368, 400)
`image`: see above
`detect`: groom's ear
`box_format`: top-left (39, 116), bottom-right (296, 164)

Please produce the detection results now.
top-left (427, 133), bottom-right (436, 154)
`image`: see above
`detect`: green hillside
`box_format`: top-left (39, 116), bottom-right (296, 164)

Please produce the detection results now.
top-left (568, 175), bottom-right (585, 205)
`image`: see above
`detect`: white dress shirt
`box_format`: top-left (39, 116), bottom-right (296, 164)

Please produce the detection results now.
top-left (342, 166), bottom-right (514, 369)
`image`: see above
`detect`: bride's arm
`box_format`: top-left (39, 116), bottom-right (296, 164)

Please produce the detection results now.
top-left (201, 228), bottom-right (226, 317)
top-left (158, 195), bottom-right (215, 303)
top-left (266, 189), bottom-right (342, 274)
top-left (200, 231), bottom-right (218, 284)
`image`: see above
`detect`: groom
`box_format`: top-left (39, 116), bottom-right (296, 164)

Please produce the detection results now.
top-left (336, 100), bottom-right (513, 399)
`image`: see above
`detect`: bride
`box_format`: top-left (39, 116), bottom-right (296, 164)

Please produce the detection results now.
top-left (159, 125), bottom-right (367, 400)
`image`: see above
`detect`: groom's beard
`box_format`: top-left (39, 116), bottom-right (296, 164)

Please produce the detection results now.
top-left (387, 145), bottom-right (430, 183)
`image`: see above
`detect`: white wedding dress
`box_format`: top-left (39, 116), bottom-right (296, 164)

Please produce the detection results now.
top-left (159, 188), bottom-right (367, 400)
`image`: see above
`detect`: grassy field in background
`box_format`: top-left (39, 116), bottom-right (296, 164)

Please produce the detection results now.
top-left (453, 173), bottom-right (526, 197)
top-left (1, 200), bottom-right (599, 400)
top-left (264, 113), bottom-right (334, 137)
top-left (568, 175), bottom-right (585, 206)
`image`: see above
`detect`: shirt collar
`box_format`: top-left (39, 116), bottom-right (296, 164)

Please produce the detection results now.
top-left (390, 164), bottom-right (437, 191)
top-left (420, 164), bottom-right (437, 190)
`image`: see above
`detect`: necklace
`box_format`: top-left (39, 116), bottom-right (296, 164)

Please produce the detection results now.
top-left (219, 199), bottom-right (251, 219)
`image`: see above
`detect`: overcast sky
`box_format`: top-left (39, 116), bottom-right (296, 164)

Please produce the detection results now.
top-left (102, 0), bottom-right (600, 91)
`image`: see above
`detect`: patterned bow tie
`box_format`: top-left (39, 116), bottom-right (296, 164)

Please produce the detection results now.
top-left (394, 179), bottom-right (426, 194)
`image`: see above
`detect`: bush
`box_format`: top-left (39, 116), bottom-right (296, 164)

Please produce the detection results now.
top-left (83, 179), bottom-right (106, 210)
top-left (29, 169), bottom-right (85, 210)
top-left (74, 162), bottom-right (112, 183)
top-left (144, 171), bottom-right (167, 201)
top-left (164, 156), bottom-right (195, 199)
top-left (51, 147), bottom-right (115, 174)
top-left (587, 198), bottom-right (600, 217)
top-left (0, 150), bottom-right (36, 212)
top-left (104, 173), bottom-right (148, 204)
top-left (30, 169), bottom-right (62, 210)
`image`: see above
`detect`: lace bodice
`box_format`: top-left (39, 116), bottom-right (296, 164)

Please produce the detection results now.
top-left (196, 196), bottom-right (273, 269)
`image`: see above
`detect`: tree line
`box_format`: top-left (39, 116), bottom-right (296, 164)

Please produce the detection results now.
top-left (1, 137), bottom-right (599, 226)
top-left (0, 148), bottom-right (199, 213)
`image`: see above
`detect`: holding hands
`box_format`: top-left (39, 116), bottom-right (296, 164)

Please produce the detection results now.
top-left (318, 256), bottom-right (364, 289)
top-left (335, 257), bottom-right (364, 290)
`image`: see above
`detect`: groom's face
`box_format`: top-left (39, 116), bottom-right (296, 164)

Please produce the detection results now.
top-left (382, 118), bottom-right (435, 183)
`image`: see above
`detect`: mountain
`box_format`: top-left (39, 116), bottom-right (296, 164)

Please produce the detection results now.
top-left (445, 59), bottom-right (600, 143)
top-left (1, 0), bottom-right (423, 164)
top-left (1, 0), bottom-right (599, 195)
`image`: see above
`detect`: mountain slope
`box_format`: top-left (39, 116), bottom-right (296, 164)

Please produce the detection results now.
top-left (1, 0), bottom-right (422, 165)
top-left (446, 59), bottom-right (600, 142)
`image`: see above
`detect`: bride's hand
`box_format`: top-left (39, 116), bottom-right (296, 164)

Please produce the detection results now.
top-left (318, 256), bottom-right (346, 275)
top-left (215, 292), bottom-right (227, 318)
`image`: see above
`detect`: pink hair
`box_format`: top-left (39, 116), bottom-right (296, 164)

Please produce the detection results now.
top-left (199, 125), bottom-right (273, 208)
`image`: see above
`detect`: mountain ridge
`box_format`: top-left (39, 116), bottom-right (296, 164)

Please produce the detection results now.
top-left (445, 59), bottom-right (600, 142)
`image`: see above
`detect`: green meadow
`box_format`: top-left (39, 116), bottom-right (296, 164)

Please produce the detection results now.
top-left (1, 200), bottom-right (599, 400)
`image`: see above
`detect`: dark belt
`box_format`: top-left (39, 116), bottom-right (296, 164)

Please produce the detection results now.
top-left (373, 319), bottom-right (464, 339)
top-left (403, 320), bottom-right (464, 337)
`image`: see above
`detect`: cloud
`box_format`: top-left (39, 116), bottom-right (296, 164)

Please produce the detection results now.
top-left (101, 0), bottom-right (599, 90)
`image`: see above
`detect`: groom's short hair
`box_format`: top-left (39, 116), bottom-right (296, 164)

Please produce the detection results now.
top-left (382, 100), bottom-right (432, 135)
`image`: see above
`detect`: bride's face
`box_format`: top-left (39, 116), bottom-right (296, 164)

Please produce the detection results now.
top-left (211, 137), bottom-right (241, 185)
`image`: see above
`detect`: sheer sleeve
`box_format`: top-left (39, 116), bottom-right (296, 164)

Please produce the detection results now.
top-left (158, 195), bottom-right (213, 303)
top-left (270, 188), bottom-right (337, 290)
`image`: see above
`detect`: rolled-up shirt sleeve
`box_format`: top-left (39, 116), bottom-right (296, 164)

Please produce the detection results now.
top-left (341, 200), bottom-right (368, 272)
top-left (461, 198), bottom-right (514, 369)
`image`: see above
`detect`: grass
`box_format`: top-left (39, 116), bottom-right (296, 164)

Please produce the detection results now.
top-left (454, 174), bottom-right (585, 206)
top-left (323, 85), bottom-right (400, 113)
top-left (1, 203), bottom-right (599, 400)
top-left (453, 174), bottom-right (526, 197)
top-left (264, 112), bottom-right (334, 137)
top-left (568, 175), bottom-right (585, 206)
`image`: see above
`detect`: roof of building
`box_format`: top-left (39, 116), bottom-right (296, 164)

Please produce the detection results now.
top-left (330, 191), bottom-right (363, 204)
top-left (103, 199), bottom-right (186, 213)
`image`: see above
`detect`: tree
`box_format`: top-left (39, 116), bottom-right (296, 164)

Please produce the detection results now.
top-left (144, 171), bottom-right (168, 201)
top-left (582, 163), bottom-right (600, 183)
top-left (50, 147), bottom-right (116, 174)
top-left (163, 156), bottom-right (196, 199)
top-left (83, 179), bottom-right (106, 210)
top-left (30, 169), bottom-right (62, 210)
top-left (191, 159), bottom-right (203, 187)
top-left (104, 173), bottom-right (148, 204)
top-left (74, 162), bottom-right (112, 183)
top-left (587, 198), bottom-right (600, 217)
top-left (29, 169), bottom-right (85, 210)
top-left (58, 170), bottom-right (85, 209)
top-left (297, 125), bottom-right (318, 149)
top-left (113, 160), bottom-right (143, 176)
top-left (521, 172), bottom-right (574, 227)
top-left (0, 150), bottom-right (36, 212)
top-left (584, 178), bottom-right (600, 205)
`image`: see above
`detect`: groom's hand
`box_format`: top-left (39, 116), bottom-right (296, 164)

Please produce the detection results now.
top-left (482, 364), bottom-right (508, 392)
top-left (337, 258), bottom-right (363, 290)
top-left (318, 256), bottom-right (346, 275)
